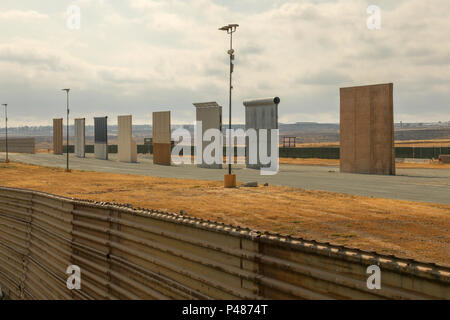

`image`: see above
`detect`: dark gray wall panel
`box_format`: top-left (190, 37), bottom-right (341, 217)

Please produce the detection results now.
top-left (94, 117), bottom-right (108, 144)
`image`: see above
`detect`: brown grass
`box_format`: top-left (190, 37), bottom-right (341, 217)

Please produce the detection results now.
top-left (1, 162), bottom-right (449, 266)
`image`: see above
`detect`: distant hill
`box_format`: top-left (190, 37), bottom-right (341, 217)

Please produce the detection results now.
top-left (2, 122), bottom-right (449, 147)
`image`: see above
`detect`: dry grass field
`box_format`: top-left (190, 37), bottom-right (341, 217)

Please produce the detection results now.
top-left (1, 162), bottom-right (449, 266)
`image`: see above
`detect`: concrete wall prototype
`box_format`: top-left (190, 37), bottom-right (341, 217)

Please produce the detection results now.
top-left (340, 83), bottom-right (395, 175)
top-left (74, 118), bottom-right (85, 158)
top-left (243, 97), bottom-right (280, 169)
top-left (0, 138), bottom-right (35, 154)
top-left (118, 115), bottom-right (137, 163)
top-left (53, 118), bottom-right (63, 155)
top-left (153, 111), bottom-right (171, 165)
top-left (194, 102), bottom-right (222, 169)
top-left (94, 117), bottom-right (108, 160)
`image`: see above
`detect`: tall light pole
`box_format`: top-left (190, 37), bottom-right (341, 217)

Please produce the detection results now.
top-left (62, 89), bottom-right (70, 172)
top-left (219, 23), bottom-right (239, 188)
top-left (1, 104), bottom-right (8, 163)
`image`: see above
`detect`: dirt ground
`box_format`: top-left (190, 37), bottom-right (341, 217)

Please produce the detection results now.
top-left (1, 162), bottom-right (449, 266)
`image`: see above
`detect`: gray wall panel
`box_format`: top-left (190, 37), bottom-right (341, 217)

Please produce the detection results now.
top-left (74, 118), bottom-right (85, 158)
top-left (94, 117), bottom-right (108, 144)
top-left (243, 97), bottom-right (280, 169)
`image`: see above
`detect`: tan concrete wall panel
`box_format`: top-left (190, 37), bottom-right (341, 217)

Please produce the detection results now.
top-left (194, 102), bottom-right (222, 169)
top-left (53, 118), bottom-right (63, 155)
top-left (340, 84), bottom-right (395, 175)
top-left (118, 115), bottom-right (137, 163)
top-left (153, 111), bottom-right (171, 165)
top-left (74, 118), bottom-right (85, 158)
top-left (153, 111), bottom-right (171, 144)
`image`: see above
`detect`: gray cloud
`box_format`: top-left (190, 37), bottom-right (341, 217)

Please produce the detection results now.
top-left (0, 47), bottom-right (66, 71)
top-left (297, 70), bottom-right (353, 86)
top-left (0, 0), bottom-right (449, 126)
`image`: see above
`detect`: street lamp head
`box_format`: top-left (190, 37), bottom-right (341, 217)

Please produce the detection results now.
top-left (1, 104), bottom-right (6, 107)
top-left (219, 24), bottom-right (239, 33)
top-left (62, 88), bottom-right (70, 92)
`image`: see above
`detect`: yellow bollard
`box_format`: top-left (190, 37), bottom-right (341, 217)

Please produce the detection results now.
top-left (224, 174), bottom-right (236, 188)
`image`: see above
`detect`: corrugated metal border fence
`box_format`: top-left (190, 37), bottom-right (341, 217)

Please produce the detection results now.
top-left (0, 187), bottom-right (448, 300)
top-left (0, 138), bottom-right (35, 154)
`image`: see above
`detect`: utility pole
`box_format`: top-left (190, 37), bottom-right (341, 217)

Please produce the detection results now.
top-left (219, 24), bottom-right (239, 188)
top-left (62, 89), bottom-right (70, 172)
top-left (1, 104), bottom-right (8, 163)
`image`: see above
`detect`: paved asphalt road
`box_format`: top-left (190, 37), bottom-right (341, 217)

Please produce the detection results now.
top-left (6, 153), bottom-right (450, 204)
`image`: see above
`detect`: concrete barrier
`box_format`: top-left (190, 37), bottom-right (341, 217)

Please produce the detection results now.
top-left (94, 117), bottom-right (108, 160)
top-left (74, 118), bottom-right (85, 158)
top-left (118, 115), bottom-right (137, 163)
top-left (0, 138), bottom-right (35, 154)
top-left (340, 84), bottom-right (395, 175)
top-left (153, 111), bottom-right (171, 165)
top-left (243, 97), bottom-right (280, 169)
top-left (53, 118), bottom-right (63, 155)
top-left (194, 102), bottom-right (223, 169)
top-left (0, 187), bottom-right (448, 300)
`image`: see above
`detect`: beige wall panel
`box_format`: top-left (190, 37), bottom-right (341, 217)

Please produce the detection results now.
top-left (118, 115), bottom-right (137, 163)
top-left (194, 102), bottom-right (222, 169)
top-left (74, 118), bottom-right (85, 158)
top-left (152, 111), bottom-right (171, 144)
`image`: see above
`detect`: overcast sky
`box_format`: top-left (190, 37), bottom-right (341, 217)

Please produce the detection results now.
top-left (0, 0), bottom-right (449, 126)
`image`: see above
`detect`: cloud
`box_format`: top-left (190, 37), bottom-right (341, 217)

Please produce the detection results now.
top-left (0, 10), bottom-right (48, 20)
top-left (0, 0), bottom-right (449, 125)
top-left (98, 68), bottom-right (149, 85)
top-left (297, 70), bottom-right (353, 86)
top-left (0, 45), bottom-right (65, 71)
